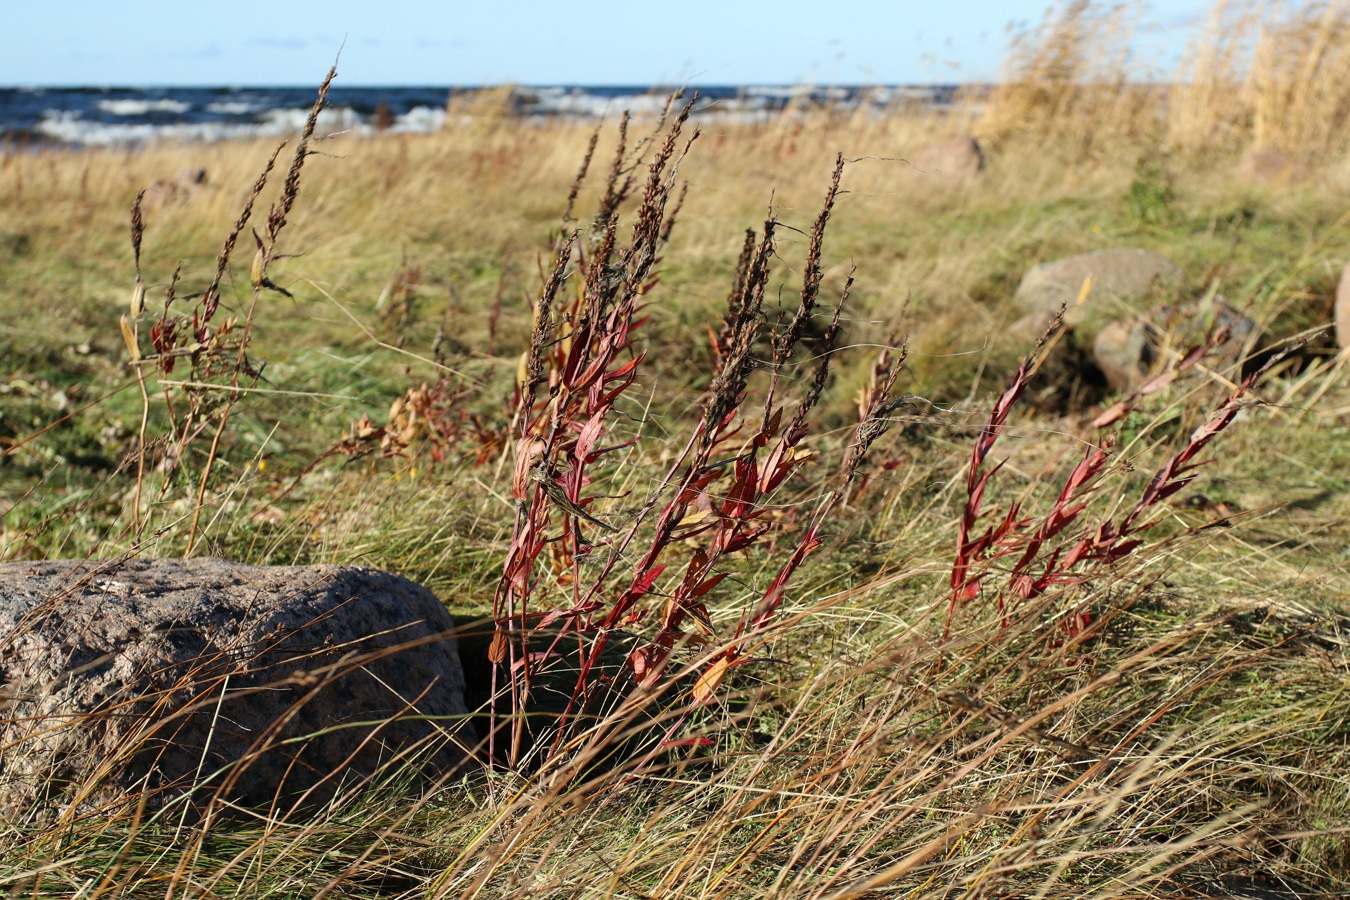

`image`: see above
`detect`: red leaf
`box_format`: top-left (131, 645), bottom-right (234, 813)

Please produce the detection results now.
top-left (597, 352), bottom-right (646, 406)
top-left (690, 571), bottom-right (729, 599)
top-left (1107, 539), bottom-right (1143, 559)
top-left (675, 469), bottom-right (721, 506)
top-left (629, 644), bottom-right (668, 687)
top-left (721, 525), bottom-right (770, 554)
top-left (1139, 371), bottom-right (1177, 395)
top-left (573, 409), bottom-right (606, 463)
top-left (755, 407), bottom-right (783, 447)
top-left (602, 352), bottom-right (645, 385)
top-left (536, 608), bottom-right (568, 629)
top-left (566, 355), bottom-right (610, 394)
top-left (614, 565), bottom-right (665, 615)
top-left (587, 434), bottom-right (640, 462)
top-left (674, 549), bottom-right (710, 595)
top-left (1092, 402), bottom-right (1129, 429)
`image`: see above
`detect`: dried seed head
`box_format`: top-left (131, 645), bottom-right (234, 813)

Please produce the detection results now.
top-left (130, 189), bottom-right (145, 275)
top-left (266, 66), bottom-right (334, 246)
top-left (204, 142), bottom-right (285, 323)
top-left (562, 126), bottom-right (600, 225)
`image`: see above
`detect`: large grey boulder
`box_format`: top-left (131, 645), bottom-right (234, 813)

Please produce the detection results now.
top-left (1014, 249), bottom-right (1185, 330)
top-left (0, 559), bottom-right (474, 817)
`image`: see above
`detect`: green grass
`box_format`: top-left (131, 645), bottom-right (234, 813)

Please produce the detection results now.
top-left (0, 79), bottom-right (1348, 897)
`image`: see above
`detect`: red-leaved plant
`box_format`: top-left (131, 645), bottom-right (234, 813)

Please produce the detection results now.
top-left (946, 311), bottom-right (1279, 642)
top-left (488, 102), bottom-right (904, 771)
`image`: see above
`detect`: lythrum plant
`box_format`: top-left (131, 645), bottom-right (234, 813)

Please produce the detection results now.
top-left (488, 101), bottom-right (903, 772)
top-left (946, 311), bottom-right (1285, 646)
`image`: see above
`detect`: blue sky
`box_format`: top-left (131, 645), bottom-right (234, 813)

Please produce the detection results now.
top-left (5, 1), bottom-right (1207, 86)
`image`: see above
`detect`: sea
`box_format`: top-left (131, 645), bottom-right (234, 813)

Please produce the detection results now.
top-left (0, 84), bottom-right (961, 147)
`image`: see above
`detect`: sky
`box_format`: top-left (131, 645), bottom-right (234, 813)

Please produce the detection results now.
top-left (3, 1), bottom-right (1209, 87)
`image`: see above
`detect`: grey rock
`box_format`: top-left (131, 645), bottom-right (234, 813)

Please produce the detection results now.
top-left (1162, 297), bottom-right (1262, 374)
top-left (1093, 300), bottom-right (1262, 393)
top-left (1093, 317), bottom-right (1157, 392)
top-left (142, 167), bottom-right (208, 211)
top-left (1206, 302), bottom-right (1261, 366)
top-left (911, 135), bottom-right (984, 181)
top-left (0, 558), bottom-right (474, 816)
top-left (1014, 249), bottom-right (1185, 329)
top-left (1237, 150), bottom-right (1306, 185)
top-left (1336, 262), bottom-right (1350, 350)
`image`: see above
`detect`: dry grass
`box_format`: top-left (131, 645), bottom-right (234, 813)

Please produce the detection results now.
top-left (979, 0), bottom-right (1350, 163)
top-left (1170, 0), bottom-right (1350, 156)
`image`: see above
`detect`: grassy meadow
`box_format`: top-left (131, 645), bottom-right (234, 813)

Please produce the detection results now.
top-left (2, 2), bottom-right (1350, 896)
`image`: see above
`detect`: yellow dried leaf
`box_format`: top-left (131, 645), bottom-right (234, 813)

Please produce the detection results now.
top-left (515, 351), bottom-right (529, 388)
top-left (129, 277), bottom-right (146, 318)
top-left (692, 656), bottom-right (731, 703)
top-left (353, 413), bottom-right (378, 439)
top-left (250, 247), bottom-right (266, 289)
top-left (557, 322), bottom-right (572, 359)
top-left (118, 314), bottom-right (140, 361)
top-left (1075, 274), bottom-right (1094, 307)
top-left (676, 509), bottom-right (712, 528)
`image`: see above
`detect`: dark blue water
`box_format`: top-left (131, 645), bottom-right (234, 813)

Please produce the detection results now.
top-left (0, 84), bottom-right (960, 147)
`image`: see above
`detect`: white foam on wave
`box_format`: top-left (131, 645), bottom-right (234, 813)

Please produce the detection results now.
top-left (96, 98), bottom-right (191, 116)
top-left (257, 105), bottom-right (357, 132)
top-left (390, 105), bottom-right (447, 132)
top-left (36, 112), bottom-right (252, 145)
top-left (35, 102), bottom-right (450, 145)
top-left (518, 89), bottom-right (680, 118)
top-left (205, 100), bottom-right (258, 115)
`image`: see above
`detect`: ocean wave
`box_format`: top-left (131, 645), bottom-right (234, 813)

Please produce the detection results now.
top-left (33, 103), bottom-right (453, 145)
top-left (95, 98), bottom-right (191, 116)
top-left (517, 88), bottom-right (676, 118)
top-left (257, 105), bottom-right (359, 132)
top-left (3, 84), bottom-right (959, 147)
top-left (35, 114), bottom-right (254, 145)
top-left (205, 100), bottom-right (259, 115)
top-left (392, 105), bottom-right (447, 132)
